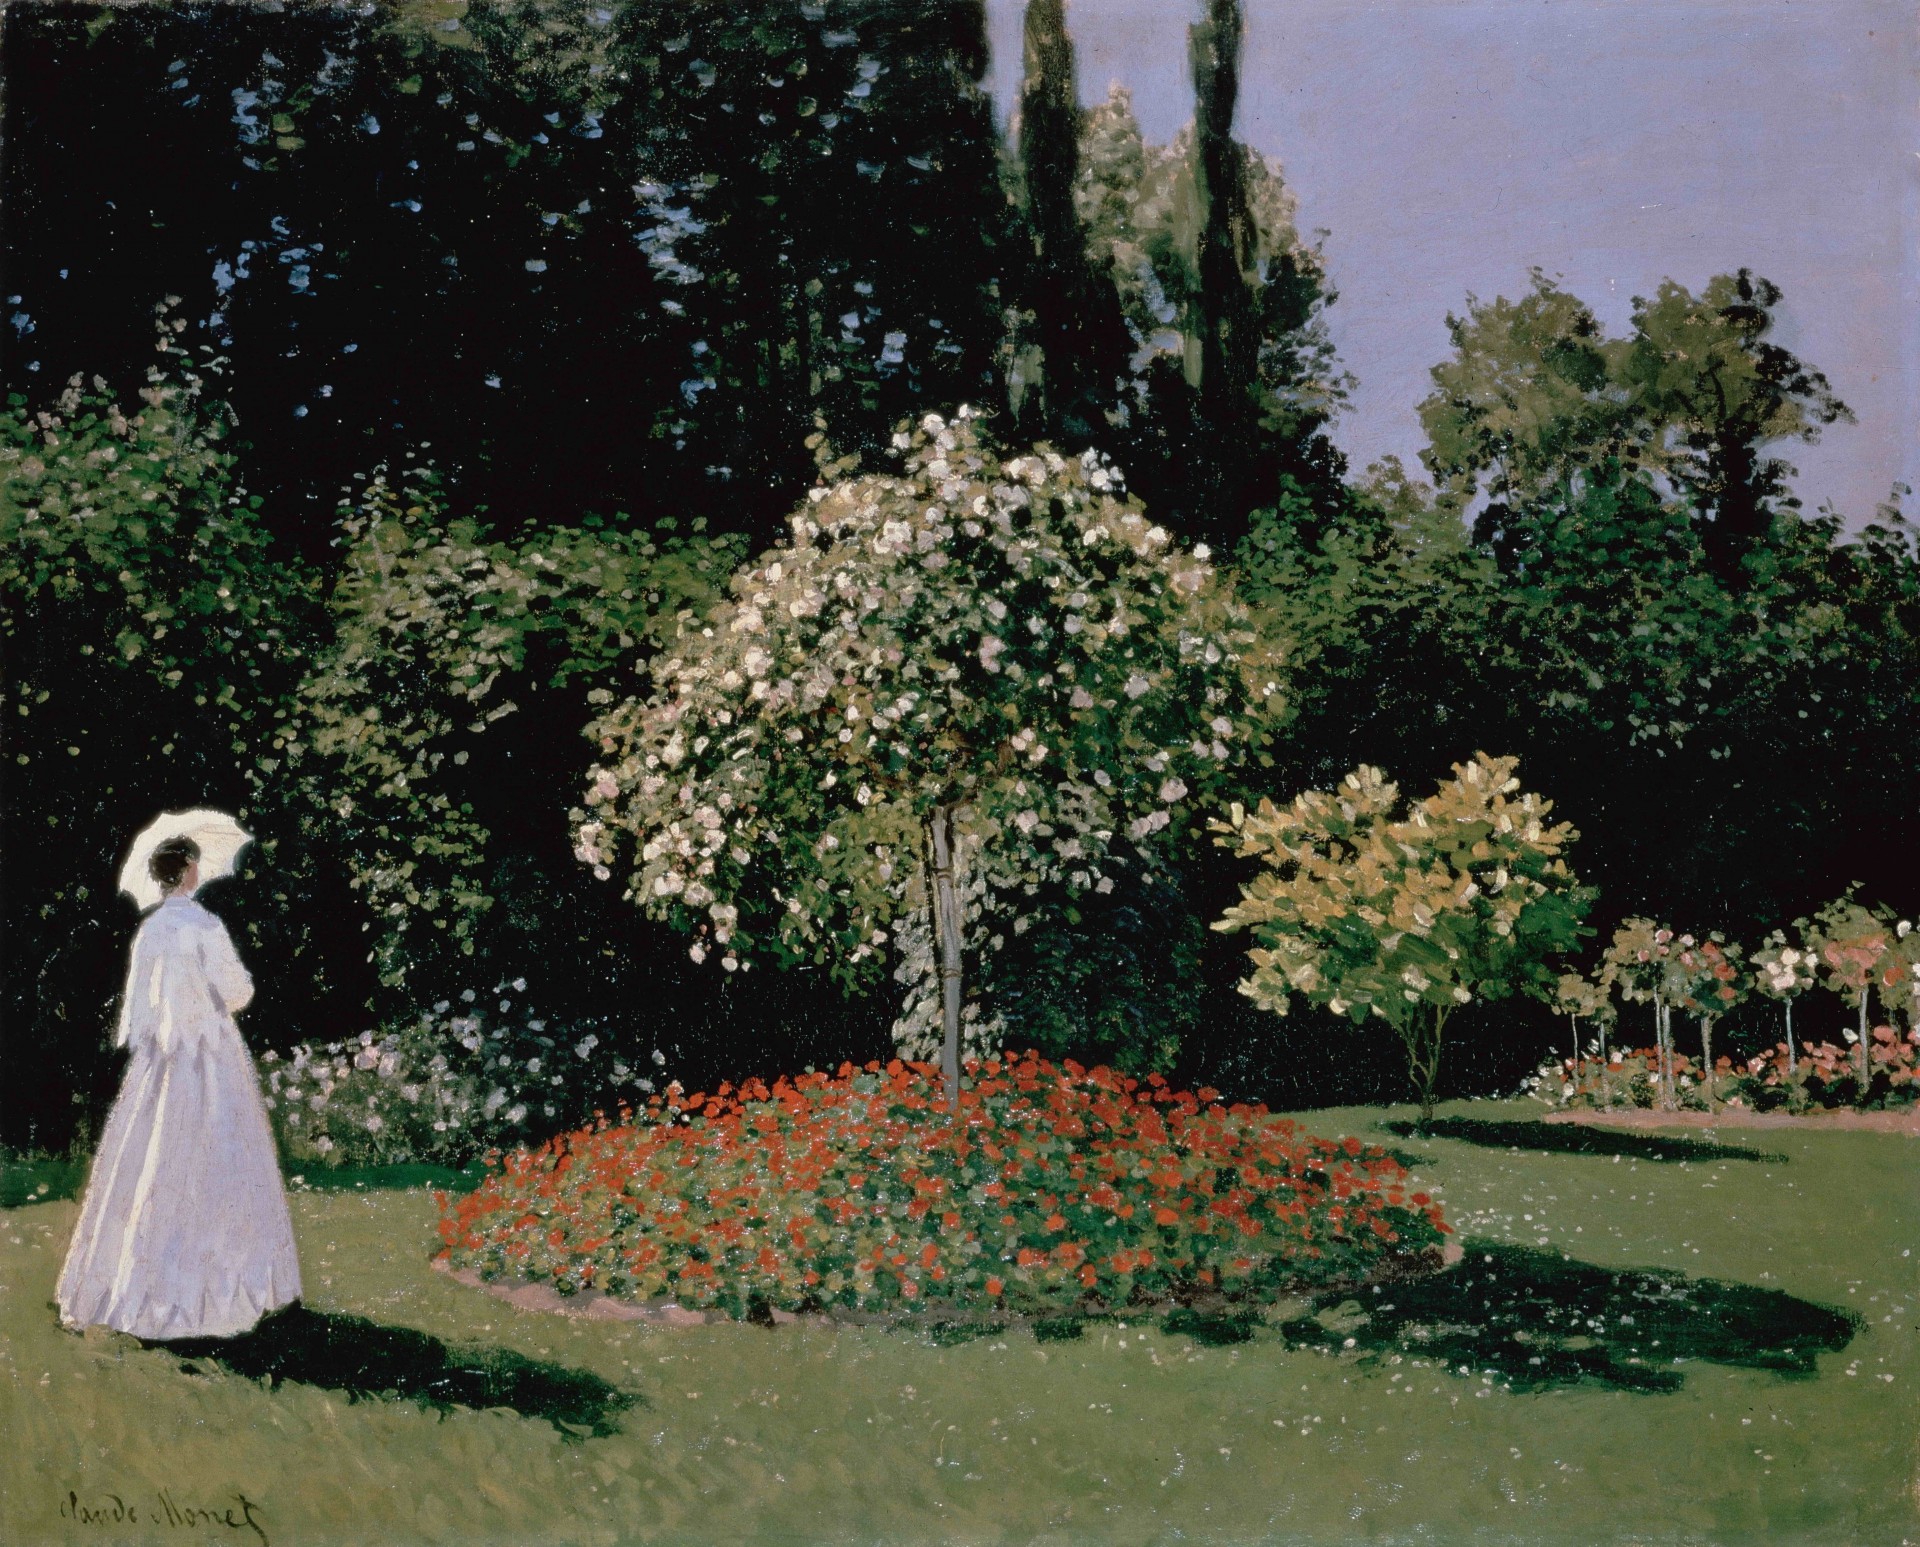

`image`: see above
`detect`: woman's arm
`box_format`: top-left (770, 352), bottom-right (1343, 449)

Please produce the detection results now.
top-left (200, 916), bottom-right (256, 1016)
top-left (114, 933), bottom-right (147, 1047)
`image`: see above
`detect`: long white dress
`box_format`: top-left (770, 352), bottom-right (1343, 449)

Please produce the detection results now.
top-left (56, 895), bottom-right (302, 1339)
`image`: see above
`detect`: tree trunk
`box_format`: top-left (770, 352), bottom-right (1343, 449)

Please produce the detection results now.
top-left (1569, 1012), bottom-right (1579, 1100)
top-left (928, 808), bottom-right (965, 1116)
top-left (1652, 999), bottom-right (1666, 1110)
top-left (1598, 1022), bottom-right (1611, 1109)
top-left (1784, 999), bottom-right (1796, 1075)
top-left (1658, 998), bottom-right (1676, 1111)
top-left (1856, 990), bottom-right (1871, 1105)
top-left (1411, 1004), bottom-right (1449, 1133)
top-left (1699, 1015), bottom-right (1716, 1111)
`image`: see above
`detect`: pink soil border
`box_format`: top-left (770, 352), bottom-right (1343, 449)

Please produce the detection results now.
top-left (1542, 1106), bottom-right (1919, 1134)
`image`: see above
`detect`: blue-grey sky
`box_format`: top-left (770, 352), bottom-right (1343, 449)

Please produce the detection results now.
top-left (984, 0), bottom-right (1918, 523)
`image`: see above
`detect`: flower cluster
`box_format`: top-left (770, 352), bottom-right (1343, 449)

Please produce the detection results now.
top-left (1751, 931), bottom-right (1818, 1001)
top-left (436, 1053), bottom-right (1449, 1319)
top-left (261, 982), bottom-right (665, 1167)
top-left (1667, 935), bottom-right (1745, 1016)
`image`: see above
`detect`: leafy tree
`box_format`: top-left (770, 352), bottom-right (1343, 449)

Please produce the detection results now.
top-left (1750, 928), bottom-right (1819, 1074)
top-left (1419, 269), bottom-right (1851, 583)
top-left (295, 467), bottom-right (743, 999)
top-left (1806, 895), bottom-right (1894, 1100)
top-left (1621, 271), bottom-right (1853, 581)
top-left (2, 2), bottom-right (1015, 555)
top-left (1665, 935), bottom-right (1745, 1109)
top-left (578, 409), bottom-right (1279, 1109)
top-left (1373, 345), bottom-right (1912, 945)
top-left (1550, 967), bottom-right (1615, 1099)
top-left (1070, 80), bottom-right (1345, 550)
top-left (1212, 753), bottom-right (1591, 1127)
top-left (1418, 271), bottom-right (1629, 530)
top-left (1231, 458), bottom-right (1487, 793)
top-left (1604, 919), bottom-right (1680, 1109)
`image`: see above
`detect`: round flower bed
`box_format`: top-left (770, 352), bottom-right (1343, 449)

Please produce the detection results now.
top-left (436, 1054), bottom-right (1451, 1321)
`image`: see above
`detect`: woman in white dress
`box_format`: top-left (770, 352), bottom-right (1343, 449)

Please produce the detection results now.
top-left (56, 835), bottom-right (302, 1339)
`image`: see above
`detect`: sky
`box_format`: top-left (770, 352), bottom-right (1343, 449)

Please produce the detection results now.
top-left (983, 0), bottom-right (1918, 523)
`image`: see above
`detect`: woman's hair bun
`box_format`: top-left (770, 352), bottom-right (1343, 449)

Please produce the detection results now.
top-left (149, 835), bottom-right (201, 892)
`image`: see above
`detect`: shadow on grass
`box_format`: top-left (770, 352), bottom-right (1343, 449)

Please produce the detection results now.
top-left (1277, 1240), bottom-right (1857, 1393)
top-left (1379, 1117), bottom-right (1784, 1165)
top-left (1163, 1307), bottom-right (1262, 1345)
top-left (1, 1155), bottom-right (86, 1209)
top-left (153, 1305), bottom-right (638, 1439)
top-left (288, 1162), bottom-right (488, 1194)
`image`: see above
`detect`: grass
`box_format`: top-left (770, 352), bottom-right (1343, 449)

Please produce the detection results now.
top-left (1, 1098), bottom-right (1914, 1545)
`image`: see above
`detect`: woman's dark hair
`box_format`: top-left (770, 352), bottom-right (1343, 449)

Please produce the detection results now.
top-left (149, 836), bottom-right (201, 893)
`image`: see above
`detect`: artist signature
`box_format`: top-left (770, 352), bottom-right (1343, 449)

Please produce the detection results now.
top-left (59, 1489), bottom-right (268, 1547)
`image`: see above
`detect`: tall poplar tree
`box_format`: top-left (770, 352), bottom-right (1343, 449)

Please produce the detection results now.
top-left (1189, 0), bottom-right (1261, 541)
top-left (1010, 0), bottom-right (1133, 449)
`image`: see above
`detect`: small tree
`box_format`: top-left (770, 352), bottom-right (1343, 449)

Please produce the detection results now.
top-left (578, 409), bottom-right (1278, 1111)
top-left (1667, 935), bottom-right (1745, 1110)
top-left (1751, 928), bottom-right (1817, 1074)
top-left (1604, 919), bottom-right (1678, 1110)
top-left (1807, 896), bottom-right (1893, 1102)
top-left (1213, 753), bottom-right (1591, 1129)
top-left (1551, 968), bottom-right (1615, 1105)
top-left (1892, 921), bottom-right (1920, 1036)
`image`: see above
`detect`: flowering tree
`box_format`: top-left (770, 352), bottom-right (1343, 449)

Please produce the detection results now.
top-left (1667, 935), bottom-right (1745, 1110)
top-left (1751, 929), bottom-right (1818, 1075)
top-left (1551, 968), bottom-right (1616, 1104)
top-left (1808, 896), bottom-right (1894, 1100)
top-left (1893, 920), bottom-right (1920, 1035)
top-left (1604, 919), bottom-right (1681, 1109)
top-left (1212, 753), bottom-right (1591, 1129)
top-left (576, 409), bottom-right (1279, 1111)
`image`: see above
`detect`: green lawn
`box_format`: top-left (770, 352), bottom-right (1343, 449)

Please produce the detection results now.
top-left (2, 1100), bottom-right (1914, 1546)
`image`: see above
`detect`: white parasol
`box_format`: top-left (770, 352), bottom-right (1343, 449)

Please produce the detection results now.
top-left (117, 808), bottom-right (254, 911)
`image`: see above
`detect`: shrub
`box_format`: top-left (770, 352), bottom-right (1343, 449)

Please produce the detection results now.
top-left (1528, 1046), bottom-right (1711, 1111)
top-left (1722, 1030), bottom-right (1919, 1112)
top-left (436, 1053), bottom-right (1450, 1320)
top-left (1214, 753), bottom-right (1592, 1127)
top-left (262, 982), bottom-right (663, 1167)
